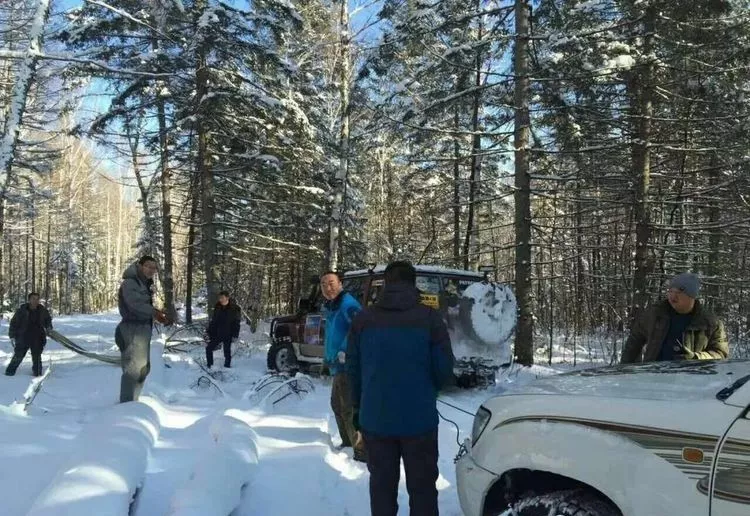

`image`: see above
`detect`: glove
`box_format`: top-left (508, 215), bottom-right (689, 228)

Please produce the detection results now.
top-left (678, 348), bottom-right (697, 360)
top-left (154, 310), bottom-right (172, 326)
top-left (352, 407), bottom-right (361, 432)
top-left (337, 351), bottom-right (346, 364)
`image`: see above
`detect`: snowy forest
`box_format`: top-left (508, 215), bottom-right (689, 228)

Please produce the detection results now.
top-left (2, 0), bottom-right (750, 364)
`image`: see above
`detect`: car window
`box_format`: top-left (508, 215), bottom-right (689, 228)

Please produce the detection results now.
top-left (367, 278), bottom-right (384, 306)
top-left (342, 276), bottom-right (368, 304)
top-left (441, 277), bottom-right (476, 307)
top-left (416, 275), bottom-right (441, 295)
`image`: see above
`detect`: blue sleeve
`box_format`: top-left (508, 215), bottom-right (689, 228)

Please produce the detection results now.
top-left (429, 310), bottom-right (455, 390)
top-left (340, 295), bottom-right (362, 353)
top-left (346, 320), bottom-right (362, 410)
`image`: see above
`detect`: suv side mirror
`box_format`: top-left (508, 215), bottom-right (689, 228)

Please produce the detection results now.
top-left (298, 298), bottom-right (312, 313)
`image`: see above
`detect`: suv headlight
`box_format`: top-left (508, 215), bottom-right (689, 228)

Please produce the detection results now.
top-left (472, 406), bottom-right (491, 445)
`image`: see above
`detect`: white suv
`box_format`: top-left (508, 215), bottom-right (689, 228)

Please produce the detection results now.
top-left (456, 360), bottom-right (750, 516)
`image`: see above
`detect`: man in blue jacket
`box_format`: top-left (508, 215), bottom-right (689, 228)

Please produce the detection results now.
top-left (321, 270), bottom-right (364, 461)
top-left (347, 261), bottom-right (454, 516)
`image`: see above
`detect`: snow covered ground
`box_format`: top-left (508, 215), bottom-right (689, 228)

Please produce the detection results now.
top-left (0, 312), bottom-right (572, 515)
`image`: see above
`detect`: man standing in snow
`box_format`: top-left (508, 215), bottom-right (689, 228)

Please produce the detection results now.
top-left (5, 293), bottom-right (52, 377)
top-left (321, 270), bottom-right (365, 462)
top-left (622, 272), bottom-right (729, 363)
top-left (206, 290), bottom-right (242, 369)
top-left (347, 261), bottom-right (454, 516)
top-left (116, 256), bottom-right (171, 402)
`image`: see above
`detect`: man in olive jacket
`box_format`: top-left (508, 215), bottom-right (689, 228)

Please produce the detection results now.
top-left (116, 256), bottom-right (170, 402)
top-left (5, 293), bottom-right (52, 376)
top-left (622, 272), bottom-right (729, 363)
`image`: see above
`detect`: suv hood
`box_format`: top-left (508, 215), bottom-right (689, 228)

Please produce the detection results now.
top-left (505, 360), bottom-right (750, 402)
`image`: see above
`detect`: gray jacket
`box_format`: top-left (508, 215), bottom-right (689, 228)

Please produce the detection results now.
top-left (118, 262), bottom-right (154, 324)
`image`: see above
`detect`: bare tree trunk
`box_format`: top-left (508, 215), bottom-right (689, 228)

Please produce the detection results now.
top-left (25, 223), bottom-right (29, 293)
top-left (185, 173), bottom-right (200, 324)
top-left (513, 0), bottom-right (534, 366)
top-left (125, 118), bottom-right (157, 256)
top-left (0, 0), bottom-right (51, 189)
top-left (31, 208), bottom-right (36, 291)
top-left (44, 215), bottom-right (51, 302)
top-left (157, 96), bottom-right (176, 319)
top-left (196, 1), bottom-right (219, 313)
top-left (0, 1), bottom-right (51, 304)
top-left (463, 11), bottom-right (483, 270)
top-left (707, 153), bottom-right (721, 311)
top-left (453, 108), bottom-right (462, 268)
top-left (327, 0), bottom-right (351, 271)
top-left (629, 5), bottom-right (656, 320)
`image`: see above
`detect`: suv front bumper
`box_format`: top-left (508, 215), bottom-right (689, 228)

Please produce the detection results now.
top-left (456, 438), bottom-right (500, 516)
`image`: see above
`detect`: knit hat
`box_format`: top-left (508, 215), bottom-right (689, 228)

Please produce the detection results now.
top-left (668, 272), bottom-right (701, 299)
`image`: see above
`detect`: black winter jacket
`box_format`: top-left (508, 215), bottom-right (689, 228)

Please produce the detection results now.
top-left (207, 301), bottom-right (242, 342)
top-left (9, 303), bottom-right (53, 344)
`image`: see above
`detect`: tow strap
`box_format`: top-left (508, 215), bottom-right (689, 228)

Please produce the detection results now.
top-left (46, 328), bottom-right (121, 366)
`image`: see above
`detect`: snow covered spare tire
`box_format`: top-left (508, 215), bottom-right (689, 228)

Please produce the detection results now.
top-left (459, 282), bottom-right (517, 347)
top-left (507, 489), bottom-right (621, 516)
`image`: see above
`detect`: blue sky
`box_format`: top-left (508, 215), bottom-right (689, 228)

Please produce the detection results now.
top-left (52, 0), bottom-right (386, 179)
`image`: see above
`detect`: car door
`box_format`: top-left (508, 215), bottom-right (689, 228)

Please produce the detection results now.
top-left (709, 378), bottom-right (750, 515)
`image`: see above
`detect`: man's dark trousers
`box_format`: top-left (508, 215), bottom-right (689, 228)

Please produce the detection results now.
top-left (206, 338), bottom-right (232, 368)
top-left (5, 338), bottom-right (43, 376)
top-left (362, 429), bottom-right (439, 516)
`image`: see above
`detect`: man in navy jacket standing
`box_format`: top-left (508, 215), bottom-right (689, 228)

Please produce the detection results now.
top-left (347, 261), bottom-right (454, 516)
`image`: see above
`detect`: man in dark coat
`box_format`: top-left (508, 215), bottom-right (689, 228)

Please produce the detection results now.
top-left (5, 292), bottom-right (53, 377)
top-left (206, 290), bottom-right (242, 368)
top-left (347, 261), bottom-right (455, 516)
top-left (622, 272), bottom-right (729, 363)
top-left (116, 255), bottom-right (170, 402)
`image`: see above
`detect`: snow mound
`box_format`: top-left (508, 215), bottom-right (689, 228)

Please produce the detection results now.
top-left (26, 402), bottom-right (161, 516)
top-left (167, 413), bottom-right (260, 516)
top-left (462, 282), bottom-right (518, 346)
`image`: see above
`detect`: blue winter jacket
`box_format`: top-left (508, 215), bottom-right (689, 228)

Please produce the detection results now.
top-left (323, 291), bottom-right (362, 375)
top-left (347, 282), bottom-right (455, 437)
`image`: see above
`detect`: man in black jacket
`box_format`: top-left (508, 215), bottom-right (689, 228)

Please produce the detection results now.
top-left (206, 291), bottom-right (242, 368)
top-left (5, 293), bottom-right (53, 377)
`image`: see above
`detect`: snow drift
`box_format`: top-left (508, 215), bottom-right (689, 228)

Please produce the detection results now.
top-left (167, 412), bottom-right (259, 516)
top-left (26, 402), bottom-right (161, 516)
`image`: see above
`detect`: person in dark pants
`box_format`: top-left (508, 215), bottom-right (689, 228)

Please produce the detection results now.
top-left (347, 261), bottom-right (455, 516)
top-left (206, 291), bottom-right (242, 368)
top-left (321, 271), bottom-right (365, 461)
top-left (5, 293), bottom-right (53, 377)
top-left (116, 256), bottom-right (171, 403)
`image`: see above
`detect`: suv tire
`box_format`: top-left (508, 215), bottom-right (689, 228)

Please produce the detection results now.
top-left (507, 489), bottom-right (620, 516)
top-left (267, 343), bottom-right (297, 373)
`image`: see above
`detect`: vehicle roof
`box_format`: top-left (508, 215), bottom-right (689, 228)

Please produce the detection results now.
top-left (344, 264), bottom-right (484, 279)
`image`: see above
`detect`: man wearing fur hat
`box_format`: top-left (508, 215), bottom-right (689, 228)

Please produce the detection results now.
top-left (622, 273), bottom-right (729, 363)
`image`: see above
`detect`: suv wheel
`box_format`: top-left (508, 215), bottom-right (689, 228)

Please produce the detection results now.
top-left (506, 489), bottom-right (620, 516)
top-left (267, 343), bottom-right (297, 373)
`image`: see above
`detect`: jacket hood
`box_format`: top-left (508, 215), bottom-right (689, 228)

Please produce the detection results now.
top-left (377, 282), bottom-right (420, 311)
top-left (122, 262), bottom-right (141, 281)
